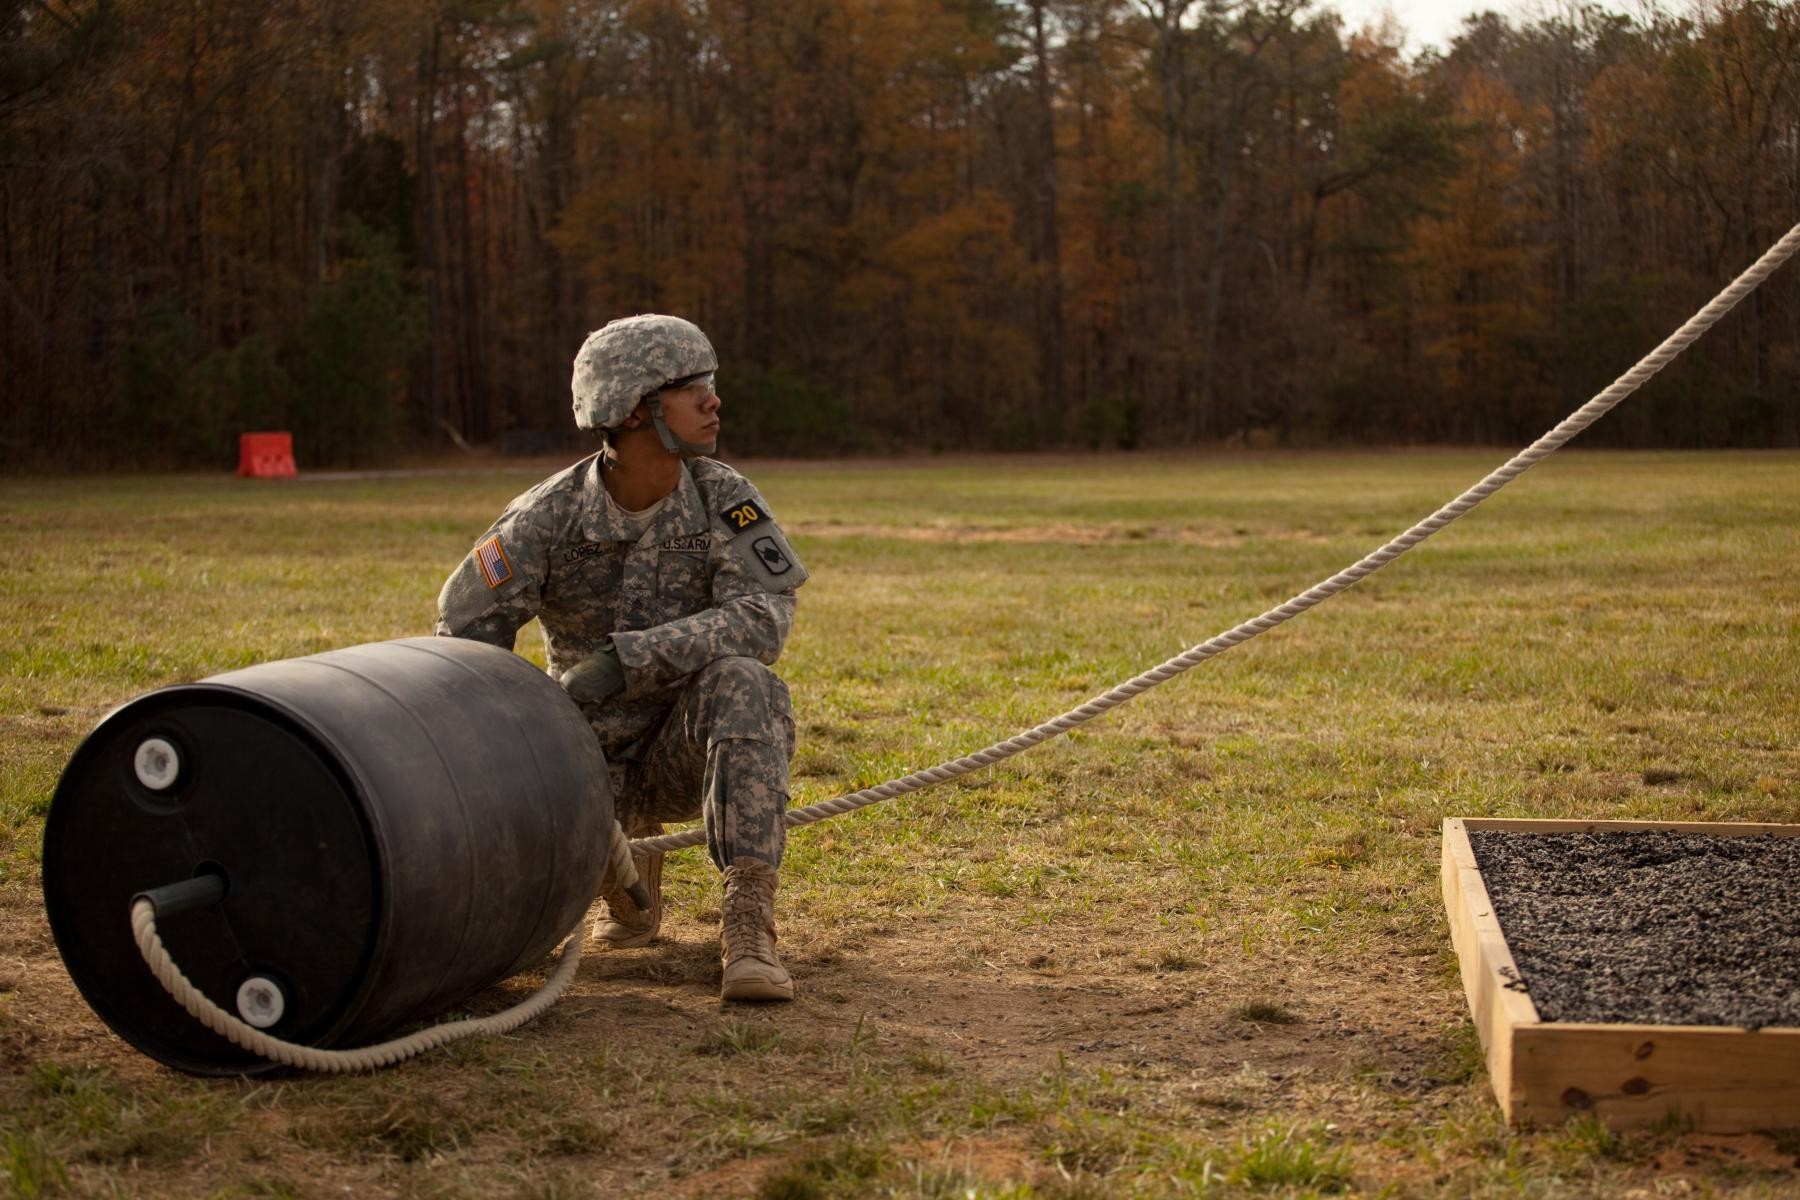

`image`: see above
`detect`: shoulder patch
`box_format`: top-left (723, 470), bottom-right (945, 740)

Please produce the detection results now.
top-left (476, 534), bottom-right (513, 588)
top-left (725, 513), bottom-right (807, 592)
top-left (718, 499), bottom-right (767, 535)
top-left (749, 535), bottom-right (795, 576)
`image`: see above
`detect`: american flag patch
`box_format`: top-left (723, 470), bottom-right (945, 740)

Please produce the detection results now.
top-left (475, 534), bottom-right (513, 588)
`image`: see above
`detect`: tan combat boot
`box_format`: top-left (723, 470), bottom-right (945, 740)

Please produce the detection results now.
top-left (719, 860), bottom-right (794, 1002)
top-left (592, 823), bottom-right (663, 949)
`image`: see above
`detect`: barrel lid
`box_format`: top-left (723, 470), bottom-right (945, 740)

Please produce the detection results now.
top-left (43, 688), bottom-right (381, 1075)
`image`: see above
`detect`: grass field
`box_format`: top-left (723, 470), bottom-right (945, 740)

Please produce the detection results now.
top-left (1, 449), bottom-right (1797, 1198)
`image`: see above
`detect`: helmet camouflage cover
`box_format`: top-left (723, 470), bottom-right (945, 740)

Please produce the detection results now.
top-left (571, 314), bottom-right (719, 431)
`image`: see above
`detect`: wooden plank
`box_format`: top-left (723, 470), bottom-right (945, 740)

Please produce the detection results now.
top-left (1512, 1023), bottom-right (1800, 1132)
top-left (1460, 817), bottom-right (1800, 838)
top-left (1441, 818), bottom-right (1540, 1122)
top-left (1443, 816), bottom-right (1800, 1131)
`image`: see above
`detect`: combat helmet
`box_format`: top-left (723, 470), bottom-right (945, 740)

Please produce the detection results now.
top-left (571, 314), bottom-right (718, 432)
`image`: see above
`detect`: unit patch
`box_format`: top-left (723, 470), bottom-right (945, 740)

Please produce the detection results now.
top-left (476, 534), bottom-right (513, 588)
top-left (660, 534), bottom-right (711, 553)
top-left (717, 491), bottom-right (808, 591)
top-left (751, 536), bottom-right (792, 575)
top-left (719, 500), bottom-right (767, 534)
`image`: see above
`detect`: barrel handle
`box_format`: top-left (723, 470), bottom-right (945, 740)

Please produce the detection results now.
top-left (128, 817), bottom-right (638, 1072)
top-left (135, 872), bottom-right (228, 921)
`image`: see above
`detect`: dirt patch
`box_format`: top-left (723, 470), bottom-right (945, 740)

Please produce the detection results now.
top-left (1654, 1133), bottom-right (1799, 1174)
top-left (664, 1133), bottom-right (1044, 1199)
top-left (585, 900), bottom-right (1461, 1096)
top-left (1, 869), bottom-right (1463, 1195)
top-left (6, 883), bottom-right (1456, 1090)
top-left (664, 1152), bottom-right (781, 1199)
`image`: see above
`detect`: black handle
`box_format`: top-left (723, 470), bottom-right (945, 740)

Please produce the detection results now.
top-left (135, 872), bottom-right (228, 920)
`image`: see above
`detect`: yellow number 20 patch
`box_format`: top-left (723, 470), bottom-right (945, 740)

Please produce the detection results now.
top-left (720, 502), bottom-right (765, 531)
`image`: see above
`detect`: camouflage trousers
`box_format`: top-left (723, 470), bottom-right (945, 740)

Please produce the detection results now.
top-left (606, 656), bottom-right (795, 870)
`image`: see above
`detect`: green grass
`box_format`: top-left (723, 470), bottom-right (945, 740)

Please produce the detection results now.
top-left (1231, 1123), bottom-right (1353, 1190)
top-left (2, 450), bottom-right (1798, 1196)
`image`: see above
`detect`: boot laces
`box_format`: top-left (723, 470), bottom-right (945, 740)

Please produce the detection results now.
top-left (723, 870), bottom-right (776, 960)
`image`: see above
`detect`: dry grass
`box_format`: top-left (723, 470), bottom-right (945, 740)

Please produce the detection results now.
top-left (1, 449), bottom-right (1797, 1197)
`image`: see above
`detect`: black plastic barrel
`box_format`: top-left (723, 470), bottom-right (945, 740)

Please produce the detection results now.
top-left (42, 637), bottom-right (612, 1075)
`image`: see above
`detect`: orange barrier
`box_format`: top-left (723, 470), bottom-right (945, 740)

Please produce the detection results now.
top-left (237, 432), bottom-right (297, 478)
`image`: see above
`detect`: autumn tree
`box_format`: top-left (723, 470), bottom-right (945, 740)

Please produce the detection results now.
top-left (1, 0), bottom-right (1793, 467)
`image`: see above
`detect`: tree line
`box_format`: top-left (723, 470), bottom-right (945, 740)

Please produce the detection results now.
top-left (3, 0), bottom-right (1797, 468)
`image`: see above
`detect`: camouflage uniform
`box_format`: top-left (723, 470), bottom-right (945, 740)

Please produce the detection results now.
top-left (436, 453), bottom-right (806, 869)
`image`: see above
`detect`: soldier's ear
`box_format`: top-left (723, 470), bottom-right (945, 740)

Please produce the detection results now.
top-left (620, 402), bottom-right (650, 430)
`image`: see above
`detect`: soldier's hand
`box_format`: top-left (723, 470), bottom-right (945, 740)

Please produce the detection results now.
top-left (561, 642), bottom-right (625, 704)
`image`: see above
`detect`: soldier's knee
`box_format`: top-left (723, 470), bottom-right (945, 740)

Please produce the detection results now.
top-left (695, 656), bottom-right (794, 749)
top-left (697, 656), bottom-right (789, 710)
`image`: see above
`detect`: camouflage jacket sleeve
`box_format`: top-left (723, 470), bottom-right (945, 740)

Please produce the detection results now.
top-left (434, 480), bottom-right (566, 650)
top-left (610, 472), bottom-right (805, 698)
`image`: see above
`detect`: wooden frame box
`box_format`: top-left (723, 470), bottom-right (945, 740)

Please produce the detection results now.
top-left (1442, 817), bottom-right (1800, 1131)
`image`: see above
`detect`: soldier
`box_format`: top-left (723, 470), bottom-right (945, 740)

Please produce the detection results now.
top-left (435, 314), bottom-right (806, 1002)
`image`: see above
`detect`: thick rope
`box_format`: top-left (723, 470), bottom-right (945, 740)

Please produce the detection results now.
top-left (132, 900), bottom-right (583, 1073)
top-left (634, 221), bottom-right (1800, 856)
top-left (604, 817), bottom-right (636, 888)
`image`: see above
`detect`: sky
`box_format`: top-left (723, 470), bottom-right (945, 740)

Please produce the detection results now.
top-left (1324, 0), bottom-right (1648, 51)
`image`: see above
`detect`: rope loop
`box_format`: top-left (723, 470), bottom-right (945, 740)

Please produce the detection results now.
top-left (132, 899), bottom-right (584, 1073)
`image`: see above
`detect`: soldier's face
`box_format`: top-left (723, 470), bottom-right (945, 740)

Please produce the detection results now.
top-left (659, 380), bottom-right (722, 451)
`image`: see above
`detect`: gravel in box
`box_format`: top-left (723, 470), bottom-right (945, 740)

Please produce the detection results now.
top-left (1468, 830), bottom-right (1800, 1029)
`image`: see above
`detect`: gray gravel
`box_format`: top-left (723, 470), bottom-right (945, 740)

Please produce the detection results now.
top-left (1468, 830), bottom-right (1800, 1029)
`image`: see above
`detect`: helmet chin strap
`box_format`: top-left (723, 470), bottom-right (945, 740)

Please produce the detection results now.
top-left (647, 395), bottom-right (716, 459)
